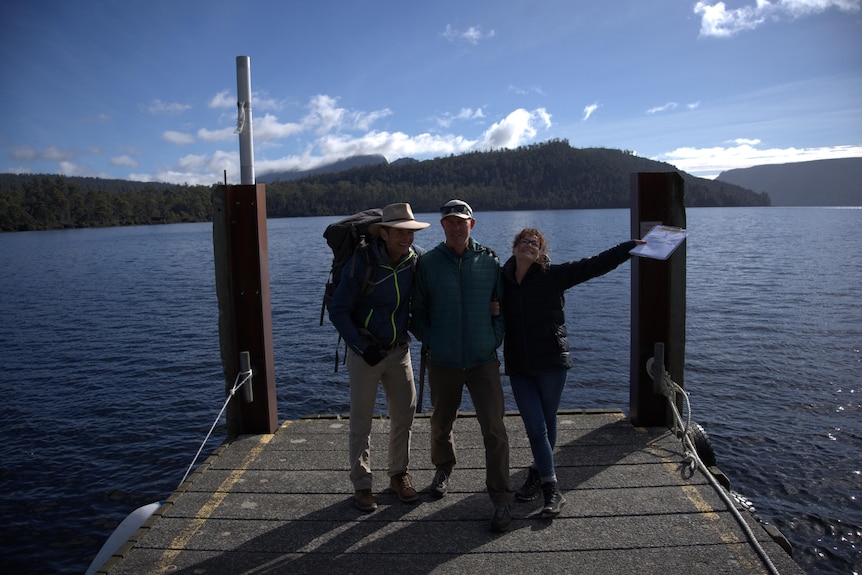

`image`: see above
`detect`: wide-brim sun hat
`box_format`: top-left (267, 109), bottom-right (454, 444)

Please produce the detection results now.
top-left (368, 203), bottom-right (430, 234)
top-left (440, 199), bottom-right (473, 220)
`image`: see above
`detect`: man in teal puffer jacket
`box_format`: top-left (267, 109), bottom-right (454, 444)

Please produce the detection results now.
top-left (412, 199), bottom-right (513, 532)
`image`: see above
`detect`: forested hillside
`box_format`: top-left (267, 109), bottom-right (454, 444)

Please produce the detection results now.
top-left (0, 176), bottom-right (213, 232)
top-left (262, 140), bottom-right (767, 217)
top-left (0, 140), bottom-right (768, 232)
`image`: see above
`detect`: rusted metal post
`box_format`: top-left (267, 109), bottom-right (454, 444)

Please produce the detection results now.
top-left (630, 172), bottom-right (686, 427)
top-left (212, 183), bottom-right (278, 437)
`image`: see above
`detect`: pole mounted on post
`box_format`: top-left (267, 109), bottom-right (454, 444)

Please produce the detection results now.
top-left (212, 56), bottom-right (278, 438)
top-left (236, 55), bottom-right (255, 186)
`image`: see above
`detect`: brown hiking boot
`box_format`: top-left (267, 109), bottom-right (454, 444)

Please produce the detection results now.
top-left (390, 473), bottom-right (419, 502)
top-left (354, 489), bottom-right (378, 512)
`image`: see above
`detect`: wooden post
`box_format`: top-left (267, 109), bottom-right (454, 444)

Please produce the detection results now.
top-left (630, 173), bottom-right (686, 427)
top-left (212, 183), bottom-right (278, 437)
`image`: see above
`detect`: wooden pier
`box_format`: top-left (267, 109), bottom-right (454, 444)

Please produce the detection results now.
top-left (98, 410), bottom-right (804, 575)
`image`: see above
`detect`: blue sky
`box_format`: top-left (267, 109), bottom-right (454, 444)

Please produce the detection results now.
top-left (1, 0), bottom-right (860, 185)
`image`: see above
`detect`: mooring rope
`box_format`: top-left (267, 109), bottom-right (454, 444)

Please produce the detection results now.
top-left (176, 368), bottom-right (253, 490)
top-left (645, 358), bottom-right (782, 575)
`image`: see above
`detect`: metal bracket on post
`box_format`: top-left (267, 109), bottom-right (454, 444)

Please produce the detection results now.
top-left (652, 342), bottom-right (665, 395)
top-left (239, 351), bottom-right (254, 403)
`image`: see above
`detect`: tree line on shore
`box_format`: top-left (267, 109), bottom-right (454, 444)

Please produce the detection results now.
top-left (0, 140), bottom-right (769, 232)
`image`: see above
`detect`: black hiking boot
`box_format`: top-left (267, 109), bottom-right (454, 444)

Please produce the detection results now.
top-left (540, 481), bottom-right (566, 519)
top-left (429, 469), bottom-right (449, 499)
top-left (515, 466), bottom-right (542, 501)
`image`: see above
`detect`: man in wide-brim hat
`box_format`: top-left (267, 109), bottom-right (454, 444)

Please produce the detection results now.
top-left (368, 202), bottom-right (430, 235)
top-left (329, 202), bottom-right (429, 512)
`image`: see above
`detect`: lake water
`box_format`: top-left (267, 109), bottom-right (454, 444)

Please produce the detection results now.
top-left (1, 207), bottom-right (859, 575)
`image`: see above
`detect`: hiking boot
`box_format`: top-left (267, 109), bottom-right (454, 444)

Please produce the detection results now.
top-left (490, 505), bottom-right (512, 532)
top-left (540, 482), bottom-right (566, 519)
top-left (354, 489), bottom-right (378, 512)
top-left (429, 469), bottom-right (449, 499)
top-left (515, 466), bottom-right (542, 501)
top-left (390, 473), bottom-right (419, 502)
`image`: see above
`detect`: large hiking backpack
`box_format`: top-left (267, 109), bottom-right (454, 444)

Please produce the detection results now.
top-left (319, 208), bottom-right (382, 327)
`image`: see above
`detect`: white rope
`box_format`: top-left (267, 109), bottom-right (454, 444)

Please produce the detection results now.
top-left (176, 368), bottom-right (252, 490)
top-left (646, 359), bottom-right (782, 575)
top-left (235, 102), bottom-right (246, 134)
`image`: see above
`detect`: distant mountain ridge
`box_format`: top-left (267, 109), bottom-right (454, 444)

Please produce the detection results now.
top-left (716, 157), bottom-right (861, 206)
top-left (257, 155), bottom-right (389, 182)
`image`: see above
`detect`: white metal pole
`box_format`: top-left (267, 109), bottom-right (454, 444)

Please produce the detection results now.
top-left (236, 56), bottom-right (255, 185)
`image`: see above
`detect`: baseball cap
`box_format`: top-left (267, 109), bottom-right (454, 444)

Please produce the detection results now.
top-left (440, 199), bottom-right (473, 220)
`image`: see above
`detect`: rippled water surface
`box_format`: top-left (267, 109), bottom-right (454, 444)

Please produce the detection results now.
top-left (1, 207), bottom-right (859, 575)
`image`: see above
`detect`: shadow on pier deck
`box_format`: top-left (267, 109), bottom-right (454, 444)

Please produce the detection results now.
top-left (101, 410), bottom-right (804, 575)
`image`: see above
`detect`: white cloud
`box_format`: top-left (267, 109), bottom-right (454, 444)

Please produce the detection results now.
top-left (148, 99), bottom-right (191, 115)
top-left (460, 108), bottom-right (486, 120)
top-left (43, 146), bottom-right (77, 162)
top-left (508, 85), bottom-right (546, 96)
top-left (253, 113), bottom-right (306, 140)
top-left (435, 107), bottom-right (486, 128)
top-left (464, 25), bottom-right (495, 44)
top-left (199, 106), bottom-right (551, 185)
top-left (316, 130), bottom-right (477, 161)
top-left (695, 0), bottom-right (861, 38)
top-left (6, 145), bottom-right (91, 176)
top-left (254, 150), bottom-right (324, 175)
top-left (442, 24), bottom-right (495, 45)
top-left (162, 130), bottom-right (195, 145)
top-left (305, 94), bottom-right (345, 134)
top-left (353, 108), bottom-right (393, 131)
top-left (208, 90), bottom-right (235, 109)
top-left (208, 88), bottom-right (286, 112)
top-left (583, 103), bottom-right (600, 121)
top-left (175, 153), bottom-right (211, 171)
top-left (111, 155), bottom-right (138, 167)
top-left (58, 160), bottom-right (88, 176)
top-left (269, 94), bottom-right (393, 136)
top-left (10, 145), bottom-right (38, 161)
top-left (152, 90), bottom-right (554, 185)
top-left (654, 141), bottom-right (862, 177)
top-left (197, 126), bottom-right (238, 142)
top-left (646, 102), bottom-right (678, 114)
top-left (481, 108), bottom-right (552, 149)
top-left (250, 92), bottom-right (286, 112)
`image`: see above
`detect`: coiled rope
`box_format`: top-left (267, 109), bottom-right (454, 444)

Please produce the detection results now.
top-left (645, 357), bottom-right (782, 575)
top-left (176, 367), bottom-right (253, 489)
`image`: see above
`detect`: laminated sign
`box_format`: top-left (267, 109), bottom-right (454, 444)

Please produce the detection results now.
top-left (630, 225), bottom-right (688, 260)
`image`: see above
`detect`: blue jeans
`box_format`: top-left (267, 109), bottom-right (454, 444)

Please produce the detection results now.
top-left (509, 369), bottom-right (568, 480)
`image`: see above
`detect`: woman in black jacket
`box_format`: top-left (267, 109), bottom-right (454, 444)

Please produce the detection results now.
top-left (501, 228), bottom-right (643, 518)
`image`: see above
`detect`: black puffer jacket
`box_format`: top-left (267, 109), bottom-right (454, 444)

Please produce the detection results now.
top-left (501, 241), bottom-right (637, 376)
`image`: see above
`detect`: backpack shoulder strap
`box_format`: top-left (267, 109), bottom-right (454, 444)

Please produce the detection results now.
top-left (356, 243), bottom-right (376, 296)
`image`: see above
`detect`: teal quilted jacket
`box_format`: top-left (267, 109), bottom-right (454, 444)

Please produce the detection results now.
top-left (412, 238), bottom-right (504, 369)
